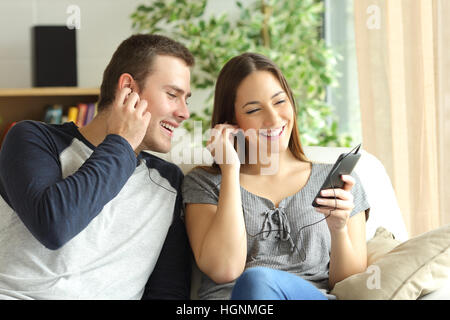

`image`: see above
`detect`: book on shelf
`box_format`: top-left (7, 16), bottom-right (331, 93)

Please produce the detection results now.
top-left (0, 121), bottom-right (17, 148)
top-left (76, 103), bottom-right (87, 127)
top-left (85, 103), bottom-right (96, 125)
top-left (2, 101), bottom-right (97, 147)
top-left (43, 102), bottom-right (98, 127)
top-left (43, 104), bottom-right (63, 124)
top-left (67, 106), bottom-right (78, 123)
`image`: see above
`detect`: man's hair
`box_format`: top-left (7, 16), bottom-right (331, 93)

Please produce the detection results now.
top-left (97, 34), bottom-right (195, 112)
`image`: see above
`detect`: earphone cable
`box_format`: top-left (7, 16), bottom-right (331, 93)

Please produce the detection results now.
top-left (244, 144), bottom-right (361, 261)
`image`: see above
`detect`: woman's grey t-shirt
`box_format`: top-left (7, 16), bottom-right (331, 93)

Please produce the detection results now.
top-left (182, 162), bottom-right (370, 300)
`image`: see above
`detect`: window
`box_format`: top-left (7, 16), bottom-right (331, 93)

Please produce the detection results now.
top-left (324, 0), bottom-right (362, 144)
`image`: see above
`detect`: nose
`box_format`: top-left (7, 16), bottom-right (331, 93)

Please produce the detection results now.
top-left (174, 99), bottom-right (190, 122)
top-left (263, 105), bottom-right (280, 128)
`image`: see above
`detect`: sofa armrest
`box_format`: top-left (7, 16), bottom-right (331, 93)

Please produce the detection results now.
top-left (303, 146), bottom-right (409, 242)
top-left (419, 277), bottom-right (450, 300)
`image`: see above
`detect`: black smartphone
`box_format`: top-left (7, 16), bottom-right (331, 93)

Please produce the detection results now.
top-left (232, 129), bottom-right (246, 164)
top-left (312, 144), bottom-right (361, 208)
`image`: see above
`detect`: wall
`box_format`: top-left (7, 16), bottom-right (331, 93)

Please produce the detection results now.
top-left (0, 0), bottom-right (141, 88)
top-left (0, 0), bottom-right (249, 113)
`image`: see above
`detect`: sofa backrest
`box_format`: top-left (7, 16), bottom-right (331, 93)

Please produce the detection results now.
top-left (149, 145), bottom-right (409, 242)
top-left (302, 146), bottom-right (409, 241)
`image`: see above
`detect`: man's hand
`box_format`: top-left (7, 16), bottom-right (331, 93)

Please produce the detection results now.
top-left (106, 87), bottom-right (151, 150)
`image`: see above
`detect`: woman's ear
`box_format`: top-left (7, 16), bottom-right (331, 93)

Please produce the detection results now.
top-left (231, 115), bottom-right (238, 126)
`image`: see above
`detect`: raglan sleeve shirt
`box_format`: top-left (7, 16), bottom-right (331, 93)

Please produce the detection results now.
top-left (0, 120), bottom-right (137, 250)
top-left (141, 189), bottom-right (192, 300)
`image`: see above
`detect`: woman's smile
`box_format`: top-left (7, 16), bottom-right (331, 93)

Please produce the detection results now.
top-left (259, 123), bottom-right (287, 139)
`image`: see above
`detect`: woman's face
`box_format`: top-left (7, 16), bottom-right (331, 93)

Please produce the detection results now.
top-left (234, 70), bottom-right (294, 156)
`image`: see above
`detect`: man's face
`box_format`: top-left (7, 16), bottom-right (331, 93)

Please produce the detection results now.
top-left (136, 55), bottom-right (191, 153)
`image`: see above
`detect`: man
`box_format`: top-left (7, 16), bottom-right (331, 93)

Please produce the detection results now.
top-left (0, 34), bottom-right (194, 299)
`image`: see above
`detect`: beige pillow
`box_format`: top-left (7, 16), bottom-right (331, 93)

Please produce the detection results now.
top-left (366, 227), bottom-right (402, 265)
top-left (331, 224), bottom-right (450, 300)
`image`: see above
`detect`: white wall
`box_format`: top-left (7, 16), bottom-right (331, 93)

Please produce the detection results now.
top-left (0, 0), bottom-right (251, 113)
top-left (0, 0), bottom-right (140, 88)
top-left (0, 0), bottom-right (142, 88)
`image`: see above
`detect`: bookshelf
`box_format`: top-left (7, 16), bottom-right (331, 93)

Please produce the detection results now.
top-left (0, 87), bottom-right (99, 134)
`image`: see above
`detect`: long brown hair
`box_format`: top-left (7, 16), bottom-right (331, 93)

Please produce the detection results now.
top-left (204, 52), bottom-right (308, 173)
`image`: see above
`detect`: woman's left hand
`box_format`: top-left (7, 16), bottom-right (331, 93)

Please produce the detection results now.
top-left (314, 175), bottom-right (355, 233)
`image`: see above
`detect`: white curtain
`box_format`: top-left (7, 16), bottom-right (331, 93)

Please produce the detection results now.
top-left (353, 0), bottom-right (449, 237)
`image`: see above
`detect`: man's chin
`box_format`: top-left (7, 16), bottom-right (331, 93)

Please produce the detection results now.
top-left (144, 141), bottom-right (171, 154)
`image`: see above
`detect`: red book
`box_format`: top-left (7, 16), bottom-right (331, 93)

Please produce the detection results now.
top-left (76, 103), bottom-right (88, 127)
top-left (0, 121), bottom-right (17, 148)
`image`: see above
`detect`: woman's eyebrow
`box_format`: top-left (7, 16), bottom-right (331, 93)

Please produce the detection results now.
top-left (241, 100), bottom-right (260, 108)
top-left (271, 91), bottom-right (284, 99)
top-left (240, 91), bottom-right (285, 109)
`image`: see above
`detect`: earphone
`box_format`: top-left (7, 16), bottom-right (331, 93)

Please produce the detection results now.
top-left (243, 186), bottom-right (337, 262)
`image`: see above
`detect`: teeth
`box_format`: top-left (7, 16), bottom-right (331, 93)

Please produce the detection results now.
top-left (262, 131), bottom-right (280, 137)
top-left (161, 122), bottom-right (175, 131)
top-left (260, 125), bottom-right (284, 137)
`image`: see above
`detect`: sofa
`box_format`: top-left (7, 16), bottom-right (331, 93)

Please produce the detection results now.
top-left (159, 145), bottom-right (450, 300)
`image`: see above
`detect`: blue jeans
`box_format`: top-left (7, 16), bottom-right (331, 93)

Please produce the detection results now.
top-left (230, 267), bottom-right (328, 300)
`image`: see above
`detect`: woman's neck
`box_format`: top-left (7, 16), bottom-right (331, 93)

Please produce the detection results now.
top-left (240, 149), bottom-right (299, 176)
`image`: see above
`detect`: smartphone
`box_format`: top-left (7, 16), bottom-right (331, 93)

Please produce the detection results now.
top-left (312, 145), bottom-right (361, 208)
top-left (232, 129), bottom-right (246, 164)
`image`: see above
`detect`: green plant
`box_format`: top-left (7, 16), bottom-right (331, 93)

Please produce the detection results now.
top-left (131, 0), bottom-right (352, 147)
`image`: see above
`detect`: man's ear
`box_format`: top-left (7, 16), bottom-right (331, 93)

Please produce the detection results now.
top-left (117, 73), bottom-right (137, 92)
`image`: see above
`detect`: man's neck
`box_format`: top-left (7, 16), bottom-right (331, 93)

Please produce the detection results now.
top-left (78, 113), bottom-right (142, 157)
top-left (77, 112), bottom-right (109, 148)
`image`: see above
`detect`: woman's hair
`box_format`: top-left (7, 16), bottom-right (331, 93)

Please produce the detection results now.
top-left (204, 52), bottom-right (308, 173)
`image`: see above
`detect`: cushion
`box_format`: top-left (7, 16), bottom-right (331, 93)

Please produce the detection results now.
top-left (331, 224), bottom-right (450, 300)
top-left (366, 227), bottom-right (401, 265)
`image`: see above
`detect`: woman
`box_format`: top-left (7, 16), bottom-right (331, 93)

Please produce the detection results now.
top-left (182, 53), bottom-right (370, 300)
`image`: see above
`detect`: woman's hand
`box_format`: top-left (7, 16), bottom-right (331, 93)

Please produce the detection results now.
top-left (207, 123), bottom-right (241, 171)
top-left (314, 175), bottom-right (355, 233)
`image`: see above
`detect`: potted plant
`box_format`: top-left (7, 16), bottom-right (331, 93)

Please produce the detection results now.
top-left (131, 0), bottom-right (352, 147)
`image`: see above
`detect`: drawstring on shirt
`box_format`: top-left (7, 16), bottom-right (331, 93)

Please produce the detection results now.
top-left (261, 206), bottom-right (296, 252)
